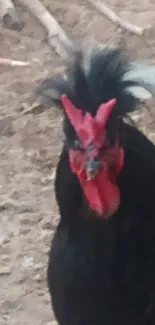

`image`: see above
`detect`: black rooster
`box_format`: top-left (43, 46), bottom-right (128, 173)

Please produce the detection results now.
top-left (37, 47), bottom-right (155, 325)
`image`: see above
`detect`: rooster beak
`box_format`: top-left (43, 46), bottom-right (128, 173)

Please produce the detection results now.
top-left (86, 167), bottom-right (98, 180)
top-left (85, 159), bottom-right (101, 180)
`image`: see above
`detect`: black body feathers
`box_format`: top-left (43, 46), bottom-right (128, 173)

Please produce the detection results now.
top-left (37, 47), bottom-right (155, 325)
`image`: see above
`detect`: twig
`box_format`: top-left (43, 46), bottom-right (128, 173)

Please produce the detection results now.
top-left (0, 0), bottom-right (24, 31)
top-left (17, 0), bottom-right (74, 60)
top-left (20, 102), bottom-right (44, 115)
top-left (0, 58), bottom-right (30, 67)
top-left (123, 115), bottom-right (137, 127)
top-left (87, 0), bottom-right (144, 35)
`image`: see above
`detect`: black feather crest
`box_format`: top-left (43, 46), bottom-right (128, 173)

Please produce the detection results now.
top-left (36, 46), bottom-right (155, 119)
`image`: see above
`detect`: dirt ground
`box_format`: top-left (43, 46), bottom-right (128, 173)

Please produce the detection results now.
top-left (1, 0), bottom-right (155, 324)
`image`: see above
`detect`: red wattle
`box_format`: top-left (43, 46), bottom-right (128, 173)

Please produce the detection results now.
top-left (77, 167), bottom-right (120, 218)
top-left (69, 147), bottom-right (124, 219)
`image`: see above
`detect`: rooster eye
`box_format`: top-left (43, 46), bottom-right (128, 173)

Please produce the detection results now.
top-left (73, 140), bottom-right (84, 150)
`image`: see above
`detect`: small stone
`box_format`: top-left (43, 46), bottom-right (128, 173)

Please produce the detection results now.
top-left (0, 265), bottom-right (12, 275)
top-left (33, 273), bottom-right (43, 282)
top-left (1, 255), bottom-right (10, 262)
top-left (46, 321), bottom-right (57, 325)
top-left (34, 263), bottom-right (44, 270)
top-left (0, 236), bottom-right (10, 246)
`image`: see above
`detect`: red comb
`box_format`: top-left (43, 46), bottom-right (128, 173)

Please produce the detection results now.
top-left (96, 98), bottom-right (117, 128)
top-left (61, 94), bottom-right (83, 129)
top-left (61, 94), bottom-right (116, 147)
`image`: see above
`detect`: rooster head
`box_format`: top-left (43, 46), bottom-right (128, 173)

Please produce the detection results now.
top-left (36, 46), bottom-right (155, 218)
top-left (61, 94), bottom-right (124, 218)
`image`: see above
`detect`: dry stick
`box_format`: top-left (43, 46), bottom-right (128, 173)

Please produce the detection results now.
top-left (87, 0), bottom-right (144, 35)
top-left (20, 102), bottom-right (44, 115)
top-left (0, 58), bottom-right (30, 66)
top-left (17, 0), bottom-right (74, 60)
top-left (0, 0), bottom-right (24, 31)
